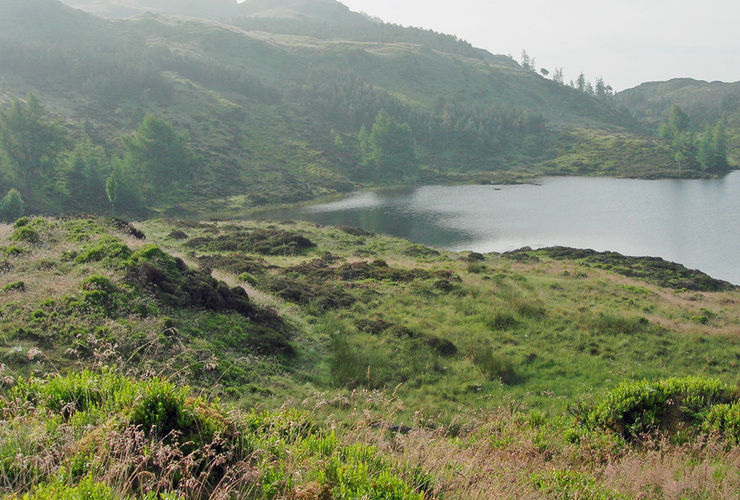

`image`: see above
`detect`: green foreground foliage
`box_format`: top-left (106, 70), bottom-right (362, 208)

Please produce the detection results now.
top-left (1, 215), bottom-right (740, 497)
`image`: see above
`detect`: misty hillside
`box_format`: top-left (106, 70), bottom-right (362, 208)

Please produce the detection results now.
top-left (615, 78), bottom-right (740, 164)
top-left (0, 0), bottom-right (717, 216)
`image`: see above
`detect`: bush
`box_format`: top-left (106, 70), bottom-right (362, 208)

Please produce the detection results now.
top-left (11, 226), bottom-right (40, 244)
top-left (583, 376), bottom-right (739, 440)
top-left (238, 272), bottom-right (258, 286)
top-left (703, 401), bottom-right (740, 442)
top-left (75, 237), bottom-right (132, 265)
top-left (21, 475), bottom-right (117, 500)
top-left (130, 378), bottom-right (193, 437)
top-left (3, 280), bottom-right (25, 293)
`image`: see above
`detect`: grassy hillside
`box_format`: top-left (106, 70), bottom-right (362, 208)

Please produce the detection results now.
top-left (2, 215), bottom-right (740, 497)
top-left (1, 215), bottom-right (738, 413)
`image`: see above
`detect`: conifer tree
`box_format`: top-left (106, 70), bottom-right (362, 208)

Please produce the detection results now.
top-left (0, 188), bottom-right (24, 222)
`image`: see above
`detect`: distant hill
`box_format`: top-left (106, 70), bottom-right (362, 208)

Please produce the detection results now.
top-left (615, 78), bottom-right (740, 164)
top-left (0, 0), bottom-right (707, 216)
top-left (59, 0), bottom-right (237, 19)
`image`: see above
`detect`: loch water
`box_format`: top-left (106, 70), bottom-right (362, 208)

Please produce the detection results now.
top-left (253, 172), bottom-right (740, 285)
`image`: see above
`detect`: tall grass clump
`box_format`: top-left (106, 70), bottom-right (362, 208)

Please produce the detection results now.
top-left (471, 346), bottom-right (518, 385)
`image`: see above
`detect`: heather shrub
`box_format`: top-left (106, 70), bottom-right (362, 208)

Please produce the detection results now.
top-left (11, 226), bottom-right (40, 245)
top-left (75, 237), bottom-right (132, 265)
top-left (703, 401), bottom-right (740, 442)
top-left (2, 281), bottom-right (25, 293)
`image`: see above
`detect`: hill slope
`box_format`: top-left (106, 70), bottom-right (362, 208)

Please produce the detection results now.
top-left (0, 0), bottom-right (688, 217)
top-left (615, 78), bottom-right (740, 165)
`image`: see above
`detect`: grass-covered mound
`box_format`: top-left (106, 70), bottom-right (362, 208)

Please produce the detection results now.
top-left (0, 216), bottom-right (294, 395)
top-left (505, 246), bottom-right (736, 292)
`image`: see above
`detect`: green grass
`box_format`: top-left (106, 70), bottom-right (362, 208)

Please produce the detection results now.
top-left (2, 215), bottom-right (740, 497)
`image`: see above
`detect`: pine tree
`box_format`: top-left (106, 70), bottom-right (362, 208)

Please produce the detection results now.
top-left (63, 132), bottom-right (109, 212)
top-left (711, 121), bottom-right (729, 173)
top-left (0, 94), bottom-right (68, 196)
top-left (0, 188), bottom-right (24, 222)
top-left (698, 124), bottom-right (714, 171)
top-left (576, 73), bottom-right (586, 92)
top-left (122, 114), bottom-right (198, 198)
top-left (520, 50), bottom-right (532, 71)
top-left (364, 111), bottom-right (416, 180)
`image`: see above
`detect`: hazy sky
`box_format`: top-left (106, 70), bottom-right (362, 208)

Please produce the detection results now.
top-left (338, 0), bottom-right (740, 91)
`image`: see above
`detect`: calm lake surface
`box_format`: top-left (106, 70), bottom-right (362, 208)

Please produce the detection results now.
top-left (253, 172), bottom-right (740, 285)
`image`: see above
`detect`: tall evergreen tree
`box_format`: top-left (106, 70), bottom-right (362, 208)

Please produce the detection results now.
top-left (711, 121), bottom-right (729, 173)
top-left (122, 114), bottom-right (198, 198)
top-left (576, 73), bottom-right (586, 93)
top-left (595, 77), bottom-right (607, 98)
top-left (520, 50), bottom-right (532, 71)
top-left (698, 124), bottom-right (714, 171)
top-left (106, 160), bottom-right (144, 216)
top-left (0, 94), bottom-right (68, 197)
top-left (63, 131), bottom-right (109, 212)
top-left (363, 110), bottom-right (416, 180)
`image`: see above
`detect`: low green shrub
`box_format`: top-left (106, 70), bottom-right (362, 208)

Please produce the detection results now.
top-left (238, 272), bottom-right (258, 286)
top-left (12, 370), bottom-right (130, 417)
top-left (11, 226), bottom-right (40, 245)
top-left (3, 281), bottom-right (25, 293)
top-left (75, 237), bottom-right (132, 265)
top-left (2, 245), bottom-right (26, 257)
top-left (703, 401), bottom-right (740, 442)
top-left (530, 469), bottom-right (617, 500)
top-left (130, 378), bottom-right (193, 437)
top-left (20, 475), bottom-right (117, 500)
top-left (12, 217), bottom-right (30, 228)
top-left (583, 376), bottom-right (739, 440)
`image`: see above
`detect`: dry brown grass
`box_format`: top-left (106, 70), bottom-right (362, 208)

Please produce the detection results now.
top-left (313, 390), bottom-right (740, 499)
